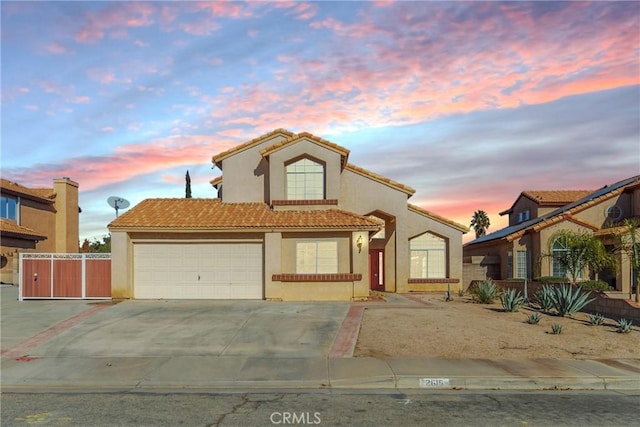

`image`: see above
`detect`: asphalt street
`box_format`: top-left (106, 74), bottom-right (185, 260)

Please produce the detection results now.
top-left (2, 390), bottom-right (639, 427)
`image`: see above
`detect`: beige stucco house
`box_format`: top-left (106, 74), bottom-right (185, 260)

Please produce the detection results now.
top-left (0, 177), bottom-right (80, 283)
top-left (109, 129), bottom-right (468, 301)
top-left (464, 175), bottom-right (640, 294)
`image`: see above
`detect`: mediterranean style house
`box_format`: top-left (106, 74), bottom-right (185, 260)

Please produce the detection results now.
top-left (109, 129), bottom-right (468, 300)
top-left (464, 175), bottom-right (640, 294)
top-left (0, 177), bottom-right (80, 283)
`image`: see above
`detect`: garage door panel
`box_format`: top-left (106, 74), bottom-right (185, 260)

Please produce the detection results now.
top-left (134, 243), bottom-right (263, 299)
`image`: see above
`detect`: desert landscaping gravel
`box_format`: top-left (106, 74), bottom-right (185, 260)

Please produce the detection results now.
top-left (355, 295), bottom-right (640, 359)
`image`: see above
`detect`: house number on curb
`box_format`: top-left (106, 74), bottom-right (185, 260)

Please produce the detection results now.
top-left (419, 378), bottom-right (450, 387)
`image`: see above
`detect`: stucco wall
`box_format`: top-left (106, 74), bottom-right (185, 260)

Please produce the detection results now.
top-left (53, 178), bottom-right (79, 253)
top-left (339, 168), bottom-right (410, 292)
top-left (219, 133), bottom-right (288, 203)
top-left (110, 231), bottom-right (131, 299)
top-left (407, 208), bottom-right (464, 286)
top-left (508, 197), bottom-right (539, 226)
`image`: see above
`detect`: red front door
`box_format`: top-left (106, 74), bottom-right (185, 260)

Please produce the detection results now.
top-left (369, 249), bottom-right (385, 291)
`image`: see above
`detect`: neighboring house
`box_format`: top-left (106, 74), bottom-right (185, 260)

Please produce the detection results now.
top-left (464, 175), bottom-right (640, 294)
top-left (0, 177), bottom-right (80, 284)
top-left (109, 129), bottom-right (468, 301)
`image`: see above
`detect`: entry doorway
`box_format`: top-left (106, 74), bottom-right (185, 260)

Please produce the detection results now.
top-left (369, 249), bottom-right (385, 291)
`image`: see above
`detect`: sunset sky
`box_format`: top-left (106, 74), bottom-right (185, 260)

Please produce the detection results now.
top-left (2, 1), bottom-right (639, 244)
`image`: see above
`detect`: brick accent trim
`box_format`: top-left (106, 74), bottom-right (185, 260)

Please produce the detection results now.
top-left (272, 199), bottom-right (338, 206)
top-left (408, 278), bottom-right (460, 284)
top-left (272, 273), bottom-right (362, 282)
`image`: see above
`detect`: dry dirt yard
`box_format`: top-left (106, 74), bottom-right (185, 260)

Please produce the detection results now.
top-left (354, 295), bottom-right (640, 359)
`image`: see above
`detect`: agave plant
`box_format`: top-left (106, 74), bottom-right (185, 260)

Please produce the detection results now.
top-left (588, 313), bottom-right (605, 326)
top-left (534, 285), bottom-right (555, 312)
top-left (551, 323), bottom-right (563, 335)
top-left (471, 280), bottom-right (499, 304)
top-left (501, 288), bottom-right (524, 312)
top-left (526, 313), bottom-right (541, 324)
top-left (551, 285), bottom-right (595, 317)
top-left (616, 318), bottom-right (633, 333)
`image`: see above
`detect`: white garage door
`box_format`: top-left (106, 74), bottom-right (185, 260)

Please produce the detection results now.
top-left (134, 243), bottom-right (263, 299)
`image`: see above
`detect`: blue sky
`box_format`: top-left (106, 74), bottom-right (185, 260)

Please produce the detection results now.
top-left (1, 1), bottom-right (639, 243)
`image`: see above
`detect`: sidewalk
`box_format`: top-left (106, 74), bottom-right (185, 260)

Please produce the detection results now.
top-left (1, 286), bottom-right (639, 392)
top-left (2, 355), bottom-right (638, 392)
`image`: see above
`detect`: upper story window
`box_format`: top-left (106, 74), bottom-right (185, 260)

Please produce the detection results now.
top-left (410, 232), bottom-right (447, 279)
top-left (517, 210), bottom-right (530, 223)
top-left (0, 196), bottom-right (18, 221)
top-left (286, 158), bottom-right (324, 200)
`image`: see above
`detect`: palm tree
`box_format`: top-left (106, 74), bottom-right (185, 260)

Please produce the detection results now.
top-left (546, 229), bottom-right (615, 285)
top-left (470, 210), bottom-right (491, 238)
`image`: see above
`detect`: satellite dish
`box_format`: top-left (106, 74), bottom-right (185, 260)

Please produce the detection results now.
top-left (107, 196), bottom-right (130, 217)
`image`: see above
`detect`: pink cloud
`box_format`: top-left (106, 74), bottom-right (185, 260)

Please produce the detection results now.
top-left (210, 2), bottom-right (638, 135)
top-left (194, 1), bottom-right (250, 18)
top-left (74, 2), bottom-right (156, 43)
top-left (4, 134), bottom-right (237, 192)
top-left (45, 42), bottom-right (71, 55)
top-left (71, 96), bottom-right (90, 104)
top-left (180, 19), bottom-right (220, 36)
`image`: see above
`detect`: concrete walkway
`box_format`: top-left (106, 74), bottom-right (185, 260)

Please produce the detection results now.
top-left (1, 285), bottom-right (638, 392)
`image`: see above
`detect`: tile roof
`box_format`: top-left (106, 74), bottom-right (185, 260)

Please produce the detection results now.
top-left (0, 178), bottom-right (55, 202)
top-left (345, 163), bottom-right (416, 196)
top-left (522, 190), bottom-right (593, 205)
top-left (211, 128), bottom-right (296, 166)
top-left (499, 190), bottom-right (592, 215)
top-left (209, 175), bottom-right (223, 188)
top-left (408, 204), bottom-right (469, 233)
top-left (260, 132), bottom-right (350, 168)
top-left (0, 219), bottom-right (47, 241)
top-left (466, 175), bottom-right (640, 247)
top-left (108, 198), bottom-right (381, 231)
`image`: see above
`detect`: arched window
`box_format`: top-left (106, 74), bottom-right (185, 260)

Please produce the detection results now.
top-left (410, 232), bottom-right (446, 278)
top-left (286, 158), bottom-right (324, 200)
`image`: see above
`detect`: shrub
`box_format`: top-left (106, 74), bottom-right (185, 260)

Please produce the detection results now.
top-left (471, 280), bottom-right (499, 304)
top-left (534, 276), bottom-right (569, 284)
top-left (526, 313), bottom-right (541, 324)
top-left (616, 318), bottom-right (633, 333)
top-left (551, 323), bottom-right (563, 334)
top-left (551, 285), bottom-right (595, 317)
top-left (501, 288), bottom-right (524, 312)
top-left (458, 289), bottom-right (465, 297)
top-left (534, 285), bottom-right (555, 312)
top-left (579, 280), bottom-right (613, 292)
top-left (588, 313), bottom-right (605, 326)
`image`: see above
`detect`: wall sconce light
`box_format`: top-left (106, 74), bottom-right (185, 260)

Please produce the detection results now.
top-left (356, 235), bottom-right (363, 253)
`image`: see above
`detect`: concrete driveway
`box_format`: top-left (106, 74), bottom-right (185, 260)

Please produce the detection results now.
top-left (1, 285), bottom-right (350, 359)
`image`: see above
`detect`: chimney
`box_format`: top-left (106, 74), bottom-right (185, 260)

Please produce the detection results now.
top-left (53, 177), bottom-right (79, 253)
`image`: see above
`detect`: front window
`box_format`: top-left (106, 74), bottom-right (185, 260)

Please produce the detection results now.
top-left (516, 250), bottom-right (529, 279)
top-left (0, 196), bottom-right (18, 221)
top-left (296, 241), bottom-right (337, 274)
top-left (410, 232), bottom-right (446, 278)
top-left (552, 237), bottom-right (582, 279)
top-left (286, 158), bottom-right (324, 200)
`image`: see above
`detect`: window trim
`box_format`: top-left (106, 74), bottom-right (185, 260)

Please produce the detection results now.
top-left (0, 195), bottom-right (19, 222)
top-left (285, 157), bottom-right (325, 200)
top-left (295, 240), bottom-right (338, 274)
top-left (409, 232), bottom-right (447, 279)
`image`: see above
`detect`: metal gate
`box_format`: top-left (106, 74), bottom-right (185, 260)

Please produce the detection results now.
top-left (19, 253), bottom-right (111, 300)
